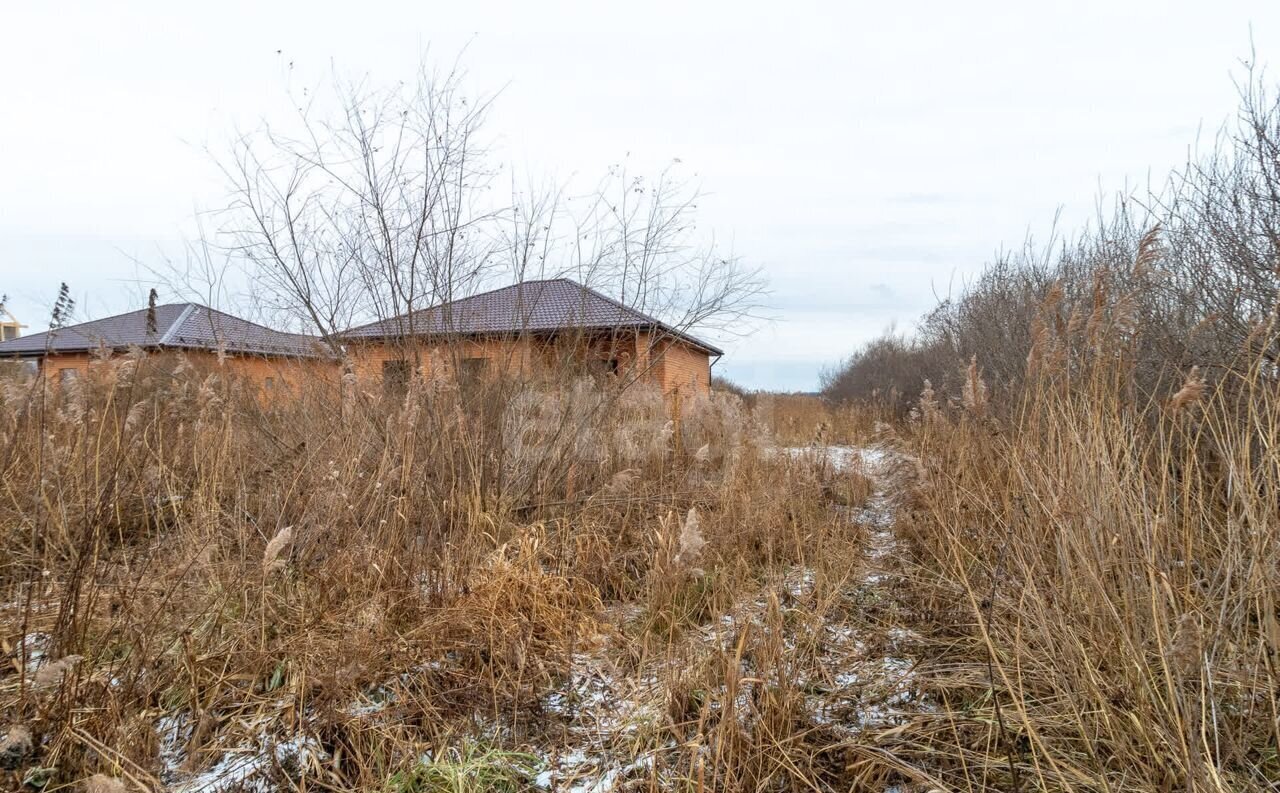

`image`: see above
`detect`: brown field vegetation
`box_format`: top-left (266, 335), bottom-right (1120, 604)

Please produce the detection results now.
top-left (809, 71), bottom-right (1280, 792)
top-left (1, 358), bottom-right (916, 792)
top-left (881, 326), bottom-right (1280, 790)
top-left (5, 58), bottom-right (1280, 793)
top-left (6, 338), bottom-right (1278, 791)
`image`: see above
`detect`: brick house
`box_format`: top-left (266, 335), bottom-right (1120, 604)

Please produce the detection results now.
top-left (0, 281), bottom-right (721, 399)
top-left (341, 279), bottom-right (721, 398)
top-left (0, 303), bottom-right (331, 391)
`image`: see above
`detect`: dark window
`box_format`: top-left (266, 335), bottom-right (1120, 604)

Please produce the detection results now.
top-left (382, 359), bottom-right (411, 398)
top-left (59, 368), bottom-right (79, 384)
top-left (264, 376), bottom-right (276, 390)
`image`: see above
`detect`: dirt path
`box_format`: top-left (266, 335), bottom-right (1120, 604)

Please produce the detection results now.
top-left (808, 445), bottom-right (927, 736)
top-left (533, 444), bottom-right (930, 791)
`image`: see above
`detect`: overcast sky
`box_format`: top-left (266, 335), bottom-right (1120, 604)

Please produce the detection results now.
top-left (3, 1), bottom-right (1279, 390)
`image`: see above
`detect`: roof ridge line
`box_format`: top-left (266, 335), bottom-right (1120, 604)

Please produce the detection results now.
top-left (572, 281), bottom-right (665, 327)
top-left (338, 280), bottom-right (541, 335)
top-left (157, 304), bottom-right (197, 346)
top-left (573, 282), bottom-right (724, 356)
top-left (193, 302), bottom-right (321, 338)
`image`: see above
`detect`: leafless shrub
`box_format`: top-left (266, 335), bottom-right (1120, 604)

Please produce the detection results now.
top-left (824, 69), bottom-right (1280, 415)
top-left (820, 63), bottom-right (1280, 793)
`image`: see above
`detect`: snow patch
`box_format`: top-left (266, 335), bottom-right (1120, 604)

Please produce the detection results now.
top-left (156, 708), bottom-right (326, 793)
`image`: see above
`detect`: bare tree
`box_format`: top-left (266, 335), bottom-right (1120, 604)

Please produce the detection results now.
top-left (215, 58), bottom-right (766, 369)
top-left (216, 61), bottom-right (501, 356)
top-left (561, 162), bottom-right (766, 339)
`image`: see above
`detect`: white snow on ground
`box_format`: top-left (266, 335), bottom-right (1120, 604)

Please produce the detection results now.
top-left (156, 704), bottom-right (326, 793)
top-left (777, 444), bottom-right (888, 473)
top-left (170, 735), bottom-right (326, 793)
top-left (11, 632), bottom-right (50, 673)
top-left (783, 444), bottom-right (929, 741)
top-left (533, 645), bottom-right (666, 790)
top-left (530, 444), bottom-right (926, 791)
top-left (156, 712), bottom-right (192, 784)
top-left (534, 750), bottom-right (656, 793)
top-left (542, 654), bottom-right (661, 734)
top-left (340, 659), bottom-right (450, 717)
top-left (785, 567), bottom-right (817, 598)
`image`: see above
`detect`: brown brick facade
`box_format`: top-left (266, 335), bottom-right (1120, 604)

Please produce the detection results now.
top-left (651, 337), bottom-right (711, 398)
top-left (31, 350), bottom-right (334, 397)
top-left (347, 330), bottom-right (711, 398)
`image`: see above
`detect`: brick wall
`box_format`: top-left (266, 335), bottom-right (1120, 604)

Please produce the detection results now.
top-left (13, 335), bottom-right (713, 401)
top-left (351, 333), bottom-right (647, 386)
top-left (26, 350), bottom-right (334, 399)
top-left (346, 331), bottom-right (711, 398)
top-left (650, 338), bottom-right (711, 398)
top-left (347, 337), bottom-right (538, 385)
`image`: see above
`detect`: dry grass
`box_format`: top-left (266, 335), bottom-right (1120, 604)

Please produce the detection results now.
top-left (752, 393), bottom-right (884, 447)
top-left (875, 298), bottom-right (1280, 791)
top-left (6, 306), bottom-right (1273, 792)
top-left (805, 72), bottom-right (1280, 789)
top-left (0, 355), bottom-right (918, 792)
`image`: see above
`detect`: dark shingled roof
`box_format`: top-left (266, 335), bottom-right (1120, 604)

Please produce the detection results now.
top-left (340, 278), bottom-right (722, 355)
top-left (0, 304), bottom-right (325, 359)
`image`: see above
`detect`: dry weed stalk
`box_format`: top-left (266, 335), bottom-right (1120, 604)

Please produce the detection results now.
top-left (602, 467), bottom-right (638, 495)
top-left (960, 356), bottom-right (988, 416)
top-left (1132, 223), bottom-right (1163, 277)
top-left (694, 443), bottom-right (711, 464)
top-left (1167, 612), bottom-right (1204, 677)
top-left (673, 507), bottom-right (706, 573)
top-left (916, 379), bottom-right (941, 425)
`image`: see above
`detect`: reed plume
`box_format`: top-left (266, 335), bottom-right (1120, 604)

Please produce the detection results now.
top-left (1169, 366), bottom-right (1206, 412)
top-left (961, 356), bottom-right (988, 416)
top-left (262, 526), bottom-right (293, 575)
top-left (32, 655), bottom-right (82, 690)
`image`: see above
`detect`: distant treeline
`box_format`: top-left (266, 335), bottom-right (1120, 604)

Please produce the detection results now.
top-left (823, 70), bottom-right (1280, 412)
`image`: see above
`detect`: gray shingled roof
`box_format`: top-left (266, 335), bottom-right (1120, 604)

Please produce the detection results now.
top-left (0, 303), bottom-right (325, 359)
top-left (341, 278), bottom-right (722, 355)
